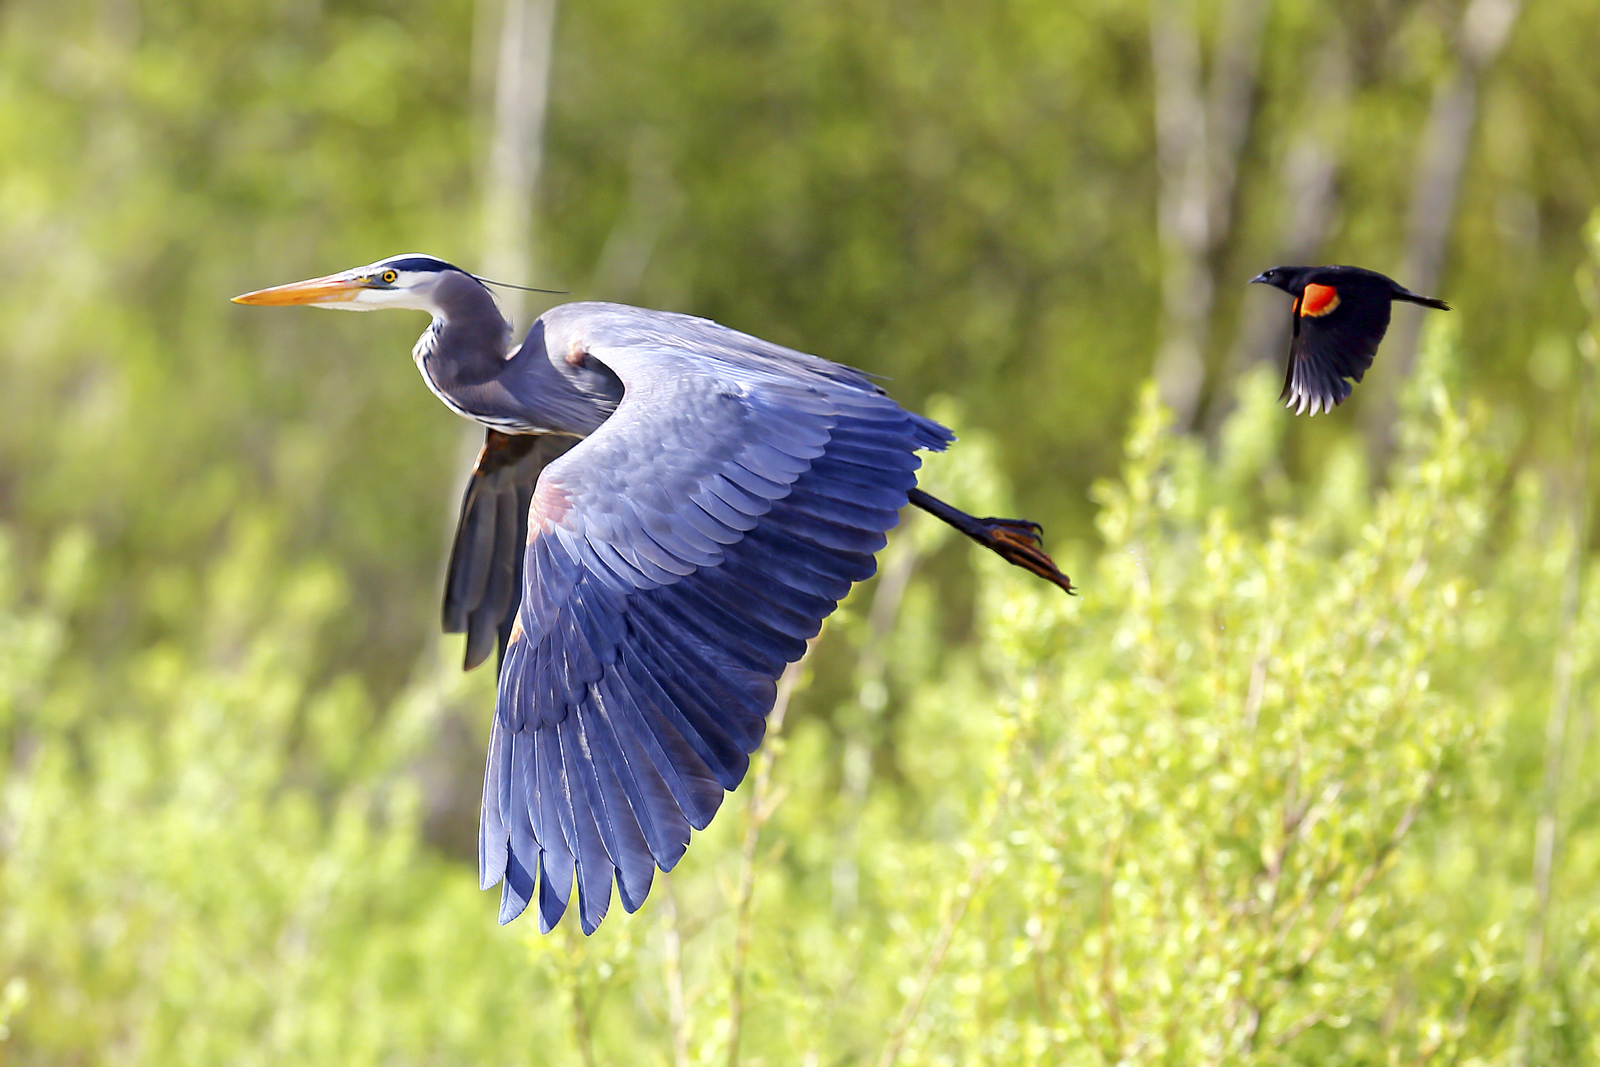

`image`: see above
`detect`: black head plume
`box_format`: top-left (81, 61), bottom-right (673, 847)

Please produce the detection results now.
top-left (474, 276), bottom-right (567, 295)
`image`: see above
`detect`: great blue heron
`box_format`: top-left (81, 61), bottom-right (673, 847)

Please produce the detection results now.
top-left (234, 253), bottom-right (1071, 933)
top-left (1249, 265), bottom-right (1450, 416)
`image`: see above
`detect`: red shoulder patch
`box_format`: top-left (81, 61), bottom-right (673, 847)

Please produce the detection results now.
top-left (1299, 283), bottom-right (1340, 317)
top-left (529, 476), bottom-right (573, 536)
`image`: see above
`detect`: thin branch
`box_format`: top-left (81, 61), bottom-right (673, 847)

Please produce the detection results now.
top-left (1512, 314), bottom-right (1594, 1063)
top-left (726, 652), bottom-right (810, 1067)
top-left (661, 874), bottom-right (691, 1067)
top-left (1239, 1000), bottom-right (1266, 1055)
top-left (562, 923), bottom-right (599, 1067)
top-left (1292, 769), bottom-right (1438, 973)
top-left (1271, 1009), bottom-right (1326, 1049)
top-left (1096, 835), bottom-right (1125, 1049)
top-left (835, 526), bottom-right (920, 915)
top-left (1242, 616), bottom-right (1276, 730)
top-left (873, 847), bottom-right (994, 1067)
top-left (870, 682), bottom-right (1054, 1067)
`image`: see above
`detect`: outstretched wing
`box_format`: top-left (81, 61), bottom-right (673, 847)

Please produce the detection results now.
top-left (480, 303), bottom-right (951, 933)
top-left (443, 431), bottom-right (578, 670)
top-left (1281, 282), bottom-right (1393, 416)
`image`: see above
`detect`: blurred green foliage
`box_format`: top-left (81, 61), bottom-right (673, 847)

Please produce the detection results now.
top-left (5, 321), bottom-right (1600, 1063)
top-left (3, 0), bottom-right (1600, 1062)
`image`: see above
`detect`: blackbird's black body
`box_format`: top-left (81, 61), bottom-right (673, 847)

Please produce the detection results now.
top-left (1250, 265), bottom-right (1450, 416)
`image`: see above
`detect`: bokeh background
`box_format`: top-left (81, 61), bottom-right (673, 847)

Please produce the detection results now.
top-left (3, 0), bottom-right (1600, 1062)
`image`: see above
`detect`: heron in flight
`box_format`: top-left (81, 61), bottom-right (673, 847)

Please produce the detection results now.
top-left (234, 254), bottom-right (1071, 933)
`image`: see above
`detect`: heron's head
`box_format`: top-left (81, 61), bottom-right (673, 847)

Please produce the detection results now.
top-left (232, 254), bottom-right (477, 313)
top-left (1248, 266), bottom-right (1311, 295)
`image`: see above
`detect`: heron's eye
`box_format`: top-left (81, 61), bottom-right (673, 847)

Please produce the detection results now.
top-left (381, 269), bottom-right (398, 284)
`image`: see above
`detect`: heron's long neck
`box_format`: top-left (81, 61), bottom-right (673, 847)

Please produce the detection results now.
top-left (411, 272), bottom-right (514, 417)
top-left (414, 273), bottom-right (619, 436)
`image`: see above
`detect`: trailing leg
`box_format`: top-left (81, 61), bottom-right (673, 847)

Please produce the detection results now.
top-left (906, 488), bottom-right (1074, 594)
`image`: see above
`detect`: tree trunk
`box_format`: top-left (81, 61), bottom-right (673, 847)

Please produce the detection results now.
top-left (1204, 38), bottom-right (1351, 436)
top-left (479, 0), bottom-right (558, 330)
top-left (1150, 0), bottom-right (1212, 427)
top-left (1361, 0), bottom-right (1522, 458)
top-left (1150, 0), bottom-right (1268, 429)
top-left (420, 0), bottom-right (560, 853)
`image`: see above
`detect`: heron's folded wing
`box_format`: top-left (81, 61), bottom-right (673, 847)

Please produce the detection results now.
top-left (480, 305), bottom-right (951, 934)
top-left (443, 431), bottom-right (578, 671)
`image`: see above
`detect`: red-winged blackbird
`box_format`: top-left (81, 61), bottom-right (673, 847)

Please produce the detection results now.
top-left (1250, 265), bottom-right (1450, 416)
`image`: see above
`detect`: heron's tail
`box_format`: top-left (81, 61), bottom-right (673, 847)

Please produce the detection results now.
top-left (908, 412), bottom-right (955, 453)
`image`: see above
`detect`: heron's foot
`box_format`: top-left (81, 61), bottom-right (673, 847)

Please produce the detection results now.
top-left (905, 488), bottom-right (1074, 595)
top-left (978, 516), bottom-right (1043, 538)
top-left (969, 516), bottom-right (1075, 595)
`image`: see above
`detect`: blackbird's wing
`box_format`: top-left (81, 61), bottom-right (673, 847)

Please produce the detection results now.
top-left (479, 302), bottom-right (952, 934)
top-left (443, 430), bottom-right (579, 671)
top-left (1281, 282), bottom-right (1393, 416)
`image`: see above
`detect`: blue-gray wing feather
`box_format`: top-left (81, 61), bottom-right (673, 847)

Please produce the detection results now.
top-left (478, 303), bottom-right (951, 933)
top-left (444, 431), bottom-right (578, 671)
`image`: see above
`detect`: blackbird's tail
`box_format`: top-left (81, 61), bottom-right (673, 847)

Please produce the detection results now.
top-left (1396, 290), bottom-right (1450, 312)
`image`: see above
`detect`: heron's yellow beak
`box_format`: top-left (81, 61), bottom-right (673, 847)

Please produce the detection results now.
top-left (231, 273), bottom-right (370, 306)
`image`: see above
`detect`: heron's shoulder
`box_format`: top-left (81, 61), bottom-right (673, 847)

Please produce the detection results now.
top-left (537, 302), bottom-right (878, 392)
top-left (536, 301), bottom-right (722, 345)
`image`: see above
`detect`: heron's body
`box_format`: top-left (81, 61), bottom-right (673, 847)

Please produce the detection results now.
top-left (235, 254), bottom-right (1070, 933)
top-left (408, 269), bottom-right (621, 434)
